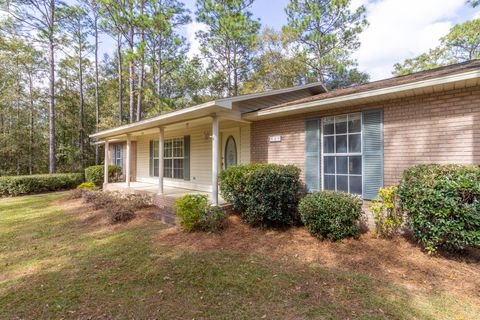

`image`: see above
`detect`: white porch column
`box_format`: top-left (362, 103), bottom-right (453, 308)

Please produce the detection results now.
top-left (158, 127), bottom-right (165, 195)
top-left (211, 115), bottom-right (219, 205)
top-left (126, 134), bottom-right (131, 188)
top-left (104, 139), bottom-right (109, 186)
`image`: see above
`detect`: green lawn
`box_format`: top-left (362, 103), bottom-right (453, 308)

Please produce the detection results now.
top-left (0, 194), bottom-right (478, 319)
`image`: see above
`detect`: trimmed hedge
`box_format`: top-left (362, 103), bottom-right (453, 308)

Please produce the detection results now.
top-left (85, 165), bottom-right (121, 186)
top-left (299, 191), bottom-right (362, 241)
top-left (398, 164), bottom-right (480, 253)
top-left (219, 163), bottom-right (302, 227)
top-left (0, 173), bottom-right (84, 197)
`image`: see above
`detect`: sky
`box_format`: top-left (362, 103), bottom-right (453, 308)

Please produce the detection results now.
top-left (94, 0), bottom-right (479, 81)
top-left (180, 0), bottom-right (479, 81)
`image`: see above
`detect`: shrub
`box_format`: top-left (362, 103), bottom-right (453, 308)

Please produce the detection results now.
top-left (219, 163), bottom-right (302, 227)
top-left (82, 190), bottom-right (117, 210)
top-left (198, 206), bottom-right (228, 232)
top-left (370, 186), bottom-right (403, 238)
top-left (77, 182), bottom-right (97, 190)
top-left (0, 173), bottom-right (84, 197)
top-left (85, 165), bottom-right (121, 186)
top-left (397, 164), bottom-right (480, 254)
top-left (67, 188), bottom-right (85, 200)
top-left (119, 193), bottom-right (153, 210)
top-left (299, 191), bottom-right (362, 241)
top-left (174, 194), bottom-right (227, 232)
top-left (175, 194), bottom-right (209, 232)
top-left (108, 204), bottom-right (136, 224)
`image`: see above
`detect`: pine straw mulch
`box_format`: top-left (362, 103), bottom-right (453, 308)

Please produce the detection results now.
top-left (58, 198), bottom-right (480, 299)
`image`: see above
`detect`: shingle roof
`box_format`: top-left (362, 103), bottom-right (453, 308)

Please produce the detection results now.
top-left (262, 60), bottom-right (480, 111)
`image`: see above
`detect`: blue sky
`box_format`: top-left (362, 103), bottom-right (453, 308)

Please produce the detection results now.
top-left (96, 0), bottom-right (479, 81)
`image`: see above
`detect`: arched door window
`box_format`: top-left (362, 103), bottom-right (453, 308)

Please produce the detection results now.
top-left (224, 136), bottom-right (237, 169)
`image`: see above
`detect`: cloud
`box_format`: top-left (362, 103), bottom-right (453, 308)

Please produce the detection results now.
top-left (185, 21), bottom-right (208, 58)
top-left (353, 0), bottom-right (466, 80)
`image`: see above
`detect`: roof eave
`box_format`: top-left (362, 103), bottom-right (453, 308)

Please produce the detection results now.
top-left (242, 69), bottom-right (480, 120)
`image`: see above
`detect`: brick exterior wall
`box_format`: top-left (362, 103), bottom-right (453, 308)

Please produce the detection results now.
top-left (251, 85), bottom-right (480, 186)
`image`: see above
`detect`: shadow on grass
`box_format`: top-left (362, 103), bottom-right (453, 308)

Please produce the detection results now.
top-left (0, 194), bottom-right (478, 319)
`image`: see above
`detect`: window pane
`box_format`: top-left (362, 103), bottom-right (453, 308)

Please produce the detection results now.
top-left (336, 135), bottom-right (347, 153)
top-left (164, 159), bottom-right (172, 178)
top-left (350, 176), bottom-right (362, 195)
top-left (324, 175), bottom-right (335, 190)
top-left (337, 175), bottom-right (348, 192)
top-left (153, 159), bottom-right (159, 177)
top-left (324, 156), bottom-right (335, 174)
top-left (323, 117), bottom-right (334, 135)
top-left (336, 156), bottom-right (348, 174)
top-left (324, 136), bottom-right (334, 153)
top-left (335, 115), bottom-right (347, 134)
top-left (173, 159), bottom-right (184, 179)
top-left (349, 156), bottom-right (362, 175)
top-left (348, 113), bottom-right (361, 133)
top-left (349, 134), bottom-right (361, 153)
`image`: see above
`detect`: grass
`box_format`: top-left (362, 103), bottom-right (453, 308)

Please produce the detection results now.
top-left (0, 193), bottom-right (478, 319)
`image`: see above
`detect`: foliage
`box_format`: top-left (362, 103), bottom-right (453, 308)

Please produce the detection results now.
top-left (174, 194), bottom-right (209, 232)
top-left (370, 186), bottom-right (403, 238)
top-left (242, 27), bottom-right (309, 93)
top-left (84, 165), bottom-right (121, 186)
top-left (299, 191), bottom-right (362, 241)
top-left (198, 205), bottom-right (228, 232)
top-left (397, 164), bottom-right (480, 254)
top-left (108, 203), bottom-right (136, 224)
top-left (284, 0), bottom-right (369, 89)
top-left (0, 173), bottom-right (84, 197)
top-left (67, 181), bottom-right (97, 199)
top-left (174, 194), bottom-right (227, 232)
top-left (196, 0), bottom-right (261, 96)
top-left (219, 163), bottom-right (302, 227)
top-left (77, 181), bottom-right (97, 190)
top-left (393, 19), bottom-right (480, 75)
top-left (118, 193), bottom-right (153, 210)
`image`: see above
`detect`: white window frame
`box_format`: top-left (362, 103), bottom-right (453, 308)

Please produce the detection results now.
top-left (322, 112), bottom-right (363, 195)
top-left (150, 137), bottom-right (184, 180)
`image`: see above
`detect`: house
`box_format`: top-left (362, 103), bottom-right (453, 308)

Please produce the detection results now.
top-left (90, 60), bottom-right (480, 208)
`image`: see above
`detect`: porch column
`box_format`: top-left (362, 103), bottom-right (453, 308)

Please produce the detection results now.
top-left (104, 139), bottom-right (109, 186)
top-left (126, 134), bottom-right (131, 188)
top-left (158, 127), bottom-right (165, 195)
top-left (211, 115), bottom-right (219, 205)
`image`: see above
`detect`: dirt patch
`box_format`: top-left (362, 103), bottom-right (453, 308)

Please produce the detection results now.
top-left (155, 215), bottom-right (480, 297)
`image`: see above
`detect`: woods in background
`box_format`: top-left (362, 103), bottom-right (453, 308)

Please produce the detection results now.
top-left (0, 0), bottom-right (477, 176)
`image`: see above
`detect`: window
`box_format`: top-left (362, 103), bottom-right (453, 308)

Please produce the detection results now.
top-left (323, 113), bottom-right (362, 195)
top-left (150, 137), bottom-right (184, 179)
top-left (115, 144), bottom-right (122, 168)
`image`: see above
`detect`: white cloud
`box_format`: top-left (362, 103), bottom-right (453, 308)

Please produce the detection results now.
top-left (185, 21), bottom-right (208, 58)
top-left (353, 0), bottom-right (466, 80)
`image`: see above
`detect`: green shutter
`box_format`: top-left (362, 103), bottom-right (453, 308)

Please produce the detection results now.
top-left (149, 140), bottom-right (153, 177)
top-left (304, 119), bottom-right (320, 192)
top-left (184, 135), bottom-right (190, 181)
top-left (362, 109), bottom-right (384, 200)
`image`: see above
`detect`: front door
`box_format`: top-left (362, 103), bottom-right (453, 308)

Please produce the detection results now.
top-left (221, 128), bottom-right (240, 169)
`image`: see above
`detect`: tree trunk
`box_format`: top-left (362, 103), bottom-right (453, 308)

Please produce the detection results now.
top-left (128, 22), bottom-right (135, 123)
top-left (94, 15), bottom-right (100, 164)
top-left (28, 73), bottom-right (34, 175)
top-left (79, 52), bottom-right (85, 170)
top-left (136, 0), bottom-right (145, 122)
top-left (48, 0), bottom-right (56, 173)
top-left (117, 33), bottom-right (123, 123)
